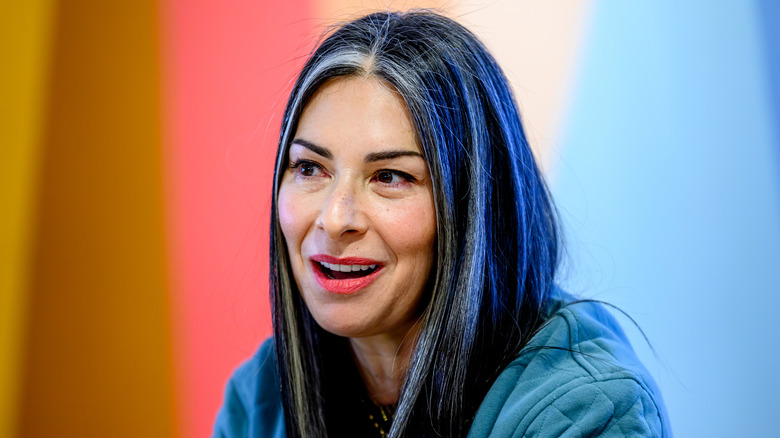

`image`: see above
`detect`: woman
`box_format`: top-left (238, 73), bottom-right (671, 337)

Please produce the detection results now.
top-left (215, 10), bottom-right (670, 437)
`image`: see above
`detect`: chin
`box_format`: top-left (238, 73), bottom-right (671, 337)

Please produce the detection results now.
top-left (316, 322), bottom-right (370, 338)
top-left (310, 312), bottom-right (379, 339)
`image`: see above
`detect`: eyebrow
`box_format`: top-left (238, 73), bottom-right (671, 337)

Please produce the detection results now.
top-left (291, 138), bottom-right (424, 163)
top-left (291, 138), bottom-right (332, 159)
top-left (365, 150), bottom-right (424, 162)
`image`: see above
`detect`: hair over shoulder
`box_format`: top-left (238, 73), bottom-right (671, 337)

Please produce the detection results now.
top-left (270, 10), bottom-right (561, 437)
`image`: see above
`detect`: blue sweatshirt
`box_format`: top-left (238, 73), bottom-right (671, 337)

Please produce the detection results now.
top-left (214, 299), bottom-right (671, 437)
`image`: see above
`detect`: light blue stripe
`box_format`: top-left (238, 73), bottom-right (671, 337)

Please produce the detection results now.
top-left (552, 1), bottom-right (780, 436)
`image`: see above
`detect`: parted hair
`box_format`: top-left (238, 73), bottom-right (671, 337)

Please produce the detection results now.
top-left (269, 10), bottom-right (561, 437)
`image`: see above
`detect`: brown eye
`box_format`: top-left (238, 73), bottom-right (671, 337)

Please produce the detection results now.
top-left (376, 171), bottom-right (395, 184)
top-left (290, 159), bottom-right (325, 178)
top-left (371, 169), bottom-right (415, 186)
top-left (299, 162), bottom-right (318, 176)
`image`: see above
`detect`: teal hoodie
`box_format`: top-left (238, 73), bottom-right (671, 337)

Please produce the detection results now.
top-left (214, 298), bottom-right (671, 437)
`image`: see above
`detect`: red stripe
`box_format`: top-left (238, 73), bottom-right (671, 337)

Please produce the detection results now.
top-left (161, 1), bottom-right (314, 436)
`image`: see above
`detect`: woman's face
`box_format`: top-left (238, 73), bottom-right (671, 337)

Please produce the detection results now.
top-left (278, 77), bottom-right (436, 339)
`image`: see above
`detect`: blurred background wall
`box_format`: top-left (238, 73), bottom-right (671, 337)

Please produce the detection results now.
top-left (2, 0), bottom-right (778, 436)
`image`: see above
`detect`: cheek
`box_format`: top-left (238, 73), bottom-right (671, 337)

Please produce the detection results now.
top-left (379, 199), bottom-right (437, 261)
top-left (277, 186), bottom-right (310, 251)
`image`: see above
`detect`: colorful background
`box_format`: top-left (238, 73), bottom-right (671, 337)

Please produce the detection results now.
top-left (3, 0), bottom-right (778, 436)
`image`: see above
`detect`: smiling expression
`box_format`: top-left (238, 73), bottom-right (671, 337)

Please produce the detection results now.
top-left (277, 77), bottom-right (437, 339)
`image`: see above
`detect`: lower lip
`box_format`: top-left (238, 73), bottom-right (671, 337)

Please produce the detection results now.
top-left (312, 262), bottom-right (383, 294)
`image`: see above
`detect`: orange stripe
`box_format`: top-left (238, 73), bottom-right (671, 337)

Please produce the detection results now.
top-left (18, 1), bottom-right (176, 436)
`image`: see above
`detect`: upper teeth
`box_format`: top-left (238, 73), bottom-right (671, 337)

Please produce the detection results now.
top-left (319, 261), bottom-right (377, 272)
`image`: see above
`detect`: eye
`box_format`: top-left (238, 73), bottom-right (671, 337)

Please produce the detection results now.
top-left (376, 170), bottom-right (397, 184)
top-left (372, 170), bottom-right (415, 185)
top-left (299, 162), bottom-right (318, 177)
top-left (290, 159), bottom-right (326, 178)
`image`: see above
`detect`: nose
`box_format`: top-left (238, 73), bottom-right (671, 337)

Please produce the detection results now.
top-left (316, 179), bottom-right (368, 240)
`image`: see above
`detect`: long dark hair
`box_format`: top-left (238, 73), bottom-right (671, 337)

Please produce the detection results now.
top-left (269, 10), bottom-right (561, 437)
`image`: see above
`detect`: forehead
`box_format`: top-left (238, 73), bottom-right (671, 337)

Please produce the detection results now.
top-left (293, 76), bottom-right (420, 155)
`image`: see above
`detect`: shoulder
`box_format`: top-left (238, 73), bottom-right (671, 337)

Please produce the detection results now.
top-left (469, 297), bottom-right (672, 437)
top-left (212, 338), bottom-right (286, 438)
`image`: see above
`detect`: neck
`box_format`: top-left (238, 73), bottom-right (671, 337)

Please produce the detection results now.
top-left (349, 321), bottom-right (421, 406)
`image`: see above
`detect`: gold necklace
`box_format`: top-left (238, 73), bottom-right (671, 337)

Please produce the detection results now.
top-left (363, 398), bottom-right (395, 437)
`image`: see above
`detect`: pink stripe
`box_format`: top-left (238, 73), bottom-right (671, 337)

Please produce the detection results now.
top-left (161, 1), bottom-right (314, 436)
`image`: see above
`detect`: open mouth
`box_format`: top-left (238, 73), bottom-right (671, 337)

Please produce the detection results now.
top-left (315, 261), bottom-right (379, 280)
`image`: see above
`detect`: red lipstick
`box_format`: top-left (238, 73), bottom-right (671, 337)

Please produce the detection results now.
top-left (310, 254), bottom-right (383, 294)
